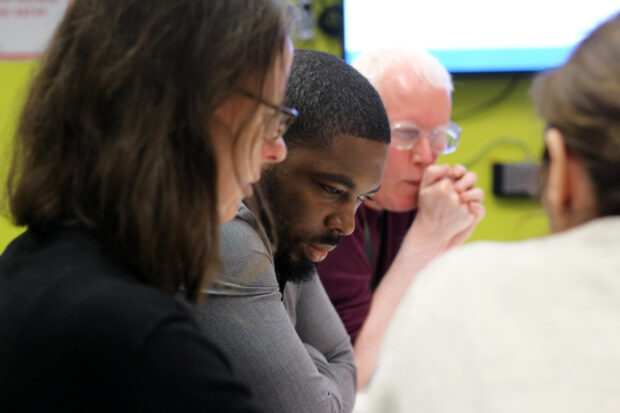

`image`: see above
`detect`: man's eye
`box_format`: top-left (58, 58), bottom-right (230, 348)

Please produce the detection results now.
top-left (357, 194), bottom-right (373, 202)
top-left (321, 184), bottom-right (343, 196)
top-left (394, 128), bottom-right (420, 139)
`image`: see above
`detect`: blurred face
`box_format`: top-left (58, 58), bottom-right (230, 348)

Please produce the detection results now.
top-left (262, 135), bottom-right (388, 283)
top-left (212, 37), bottom-right (294, 222)
top-left (369, 76), bottom-right (451, 212)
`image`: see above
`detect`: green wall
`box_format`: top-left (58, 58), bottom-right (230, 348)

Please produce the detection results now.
top-left (0, 61), bottom-right (35, 252)
top-left (442, 74), bottom-right (548, 241)
top-left (0, 62), bottom-right (550, 253)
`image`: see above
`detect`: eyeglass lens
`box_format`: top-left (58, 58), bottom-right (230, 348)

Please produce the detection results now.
top-left (263, 108), bottom-right (296, 142)
top-left (391, 122), bottom-right (459, 154)
top-left (392, 128), bottom-right (448, 153)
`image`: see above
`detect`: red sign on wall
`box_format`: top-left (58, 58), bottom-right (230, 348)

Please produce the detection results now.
top-left (0, 0), bottom-right (70, 59)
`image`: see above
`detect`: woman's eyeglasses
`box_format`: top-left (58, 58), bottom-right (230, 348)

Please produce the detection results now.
top-left (238, 91), bottom-right (299, 142)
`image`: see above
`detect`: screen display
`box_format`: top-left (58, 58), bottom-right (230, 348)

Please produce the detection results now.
top-left (344, 1), bottom-right (619, 72)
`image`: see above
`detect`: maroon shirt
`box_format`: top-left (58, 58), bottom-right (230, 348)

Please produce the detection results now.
top-left (317, 204), bottom-right (416, 343)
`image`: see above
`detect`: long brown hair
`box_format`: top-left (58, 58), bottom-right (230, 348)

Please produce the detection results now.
top-left (532, 12), bottom-right (620, 217)
top-left (7, 0), bottom-right (291, 301)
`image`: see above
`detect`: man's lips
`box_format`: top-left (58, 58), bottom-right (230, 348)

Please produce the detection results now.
top-left (302, 243), bottom-right (336, 263)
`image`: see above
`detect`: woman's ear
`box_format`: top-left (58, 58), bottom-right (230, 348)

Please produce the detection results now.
top-left (544, 128), bottom-right (569, 214)
top-left (544, 127), bottom-right (575, 233)
top-left (544, 128), bottom-right (597, 232)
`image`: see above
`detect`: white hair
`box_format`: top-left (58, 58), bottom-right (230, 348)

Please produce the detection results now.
top-left (352, 49), bottom-right (453, 94)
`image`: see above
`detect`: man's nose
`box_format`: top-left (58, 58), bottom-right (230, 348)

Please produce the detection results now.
top-left (410, 135), bottom-right (435, 165)
top-left (325, 204), bottom-right (356, 236)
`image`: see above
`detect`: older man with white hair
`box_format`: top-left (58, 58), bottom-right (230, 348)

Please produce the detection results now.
top-left (318, 49), bottom-right (485, 387)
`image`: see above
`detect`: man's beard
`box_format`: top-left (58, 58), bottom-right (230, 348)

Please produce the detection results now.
top-left (272, 221), bottom-right (341, 285)
top-left (273, 239), bottom-right (317, 285)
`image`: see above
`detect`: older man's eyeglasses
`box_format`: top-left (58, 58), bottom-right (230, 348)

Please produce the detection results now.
top-left (390, 120), bottom-right (462, 154)
top-left (238, 91), bottom-right (299, 142)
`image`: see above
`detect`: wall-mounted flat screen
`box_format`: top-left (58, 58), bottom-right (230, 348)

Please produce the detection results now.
top-left (344, 1), bottom-right (619, 72)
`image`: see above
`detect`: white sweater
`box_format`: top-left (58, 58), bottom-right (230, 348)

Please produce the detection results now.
top-left (368, 216), bottom-right (620, 413)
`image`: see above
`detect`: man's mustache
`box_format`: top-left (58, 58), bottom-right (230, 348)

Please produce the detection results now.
top-left (308, 234), bottom-right (341, 247)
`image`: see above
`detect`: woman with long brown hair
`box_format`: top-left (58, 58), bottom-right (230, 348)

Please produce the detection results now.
top-left (0, 0), bottom-right (296, 410)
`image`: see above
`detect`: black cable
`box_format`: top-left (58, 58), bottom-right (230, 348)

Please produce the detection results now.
top-left (462, 135), bottom-right (536, 169)
top-left (452, 75), bottom-right (522, 121)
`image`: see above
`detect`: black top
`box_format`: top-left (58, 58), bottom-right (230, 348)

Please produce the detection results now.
top-left (0, 228), bottom-right (262, 412)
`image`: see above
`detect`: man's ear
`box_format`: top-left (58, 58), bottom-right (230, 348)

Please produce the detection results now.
top-left (544, 128), bottom-right (569, 213)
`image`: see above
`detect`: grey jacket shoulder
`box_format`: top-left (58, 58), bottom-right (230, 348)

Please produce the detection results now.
top-left (209, 203), bottom-right (278, 294)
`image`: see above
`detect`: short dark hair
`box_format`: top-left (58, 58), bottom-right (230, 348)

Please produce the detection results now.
top-left (7, 0), bottom-right (290, 302)
top-left (532, 12), bottom-right (620, 217)
top-left (282, 49), bottom-right (390, 149)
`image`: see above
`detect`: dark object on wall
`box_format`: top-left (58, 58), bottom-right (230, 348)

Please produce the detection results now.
top-left (493, 162), bottom-right (541, 198)
top-left (318, 5), bottom-right (343, 38)
top-left (295, 0), bottom-right (315, 41)
top-left (291, 1), bottom-right (343, 58)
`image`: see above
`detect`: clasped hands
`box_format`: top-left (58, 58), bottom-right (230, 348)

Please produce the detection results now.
top-left (413, 164), bottom-right (485, 252)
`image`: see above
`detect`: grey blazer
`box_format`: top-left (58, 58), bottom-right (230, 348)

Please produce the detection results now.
top-left (195, 204), bottom-right (356, 413)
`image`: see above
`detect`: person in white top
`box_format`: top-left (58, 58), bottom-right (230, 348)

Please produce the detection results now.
top-left (367, 12), bottom-right (620, 413)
